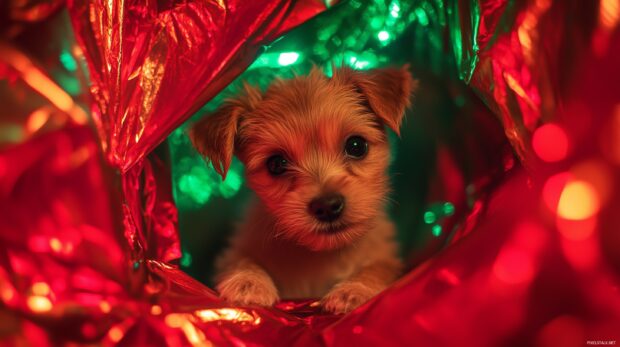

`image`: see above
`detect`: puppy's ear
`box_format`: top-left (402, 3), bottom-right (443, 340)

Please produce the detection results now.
top-left (189, 83), bottom-right (261, 179)
top-left (340, 65), bottom-right (417, 136)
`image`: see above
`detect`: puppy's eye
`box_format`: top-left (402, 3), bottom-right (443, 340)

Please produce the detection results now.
top-left (266, 155), bottom-right (288, 176)
top-left (344, 136), bottom-right (368, 159)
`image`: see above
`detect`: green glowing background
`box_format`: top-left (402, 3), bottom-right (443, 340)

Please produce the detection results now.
top-left (169, 0), bottom-right (507, 283)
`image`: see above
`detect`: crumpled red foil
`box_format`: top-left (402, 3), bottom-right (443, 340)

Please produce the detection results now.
top-left (2, 0), bottom-right (620, 346)
top-left (0, 126), bottom-right (129, 341)
top-left (66, 0), bottom-right (329, 173)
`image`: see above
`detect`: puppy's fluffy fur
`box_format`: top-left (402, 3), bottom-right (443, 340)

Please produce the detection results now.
top-left (191, 66), bottom-right (417, 314)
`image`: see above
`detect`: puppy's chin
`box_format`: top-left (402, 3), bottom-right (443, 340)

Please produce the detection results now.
top-left (289, 222), bottom-right (367, 251)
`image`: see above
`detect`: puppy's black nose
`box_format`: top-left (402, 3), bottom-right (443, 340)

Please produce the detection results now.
top-left (309, 194), bottom-right (345, 222)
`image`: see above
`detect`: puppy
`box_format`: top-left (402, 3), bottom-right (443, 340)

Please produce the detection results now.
top-left (190, 66), bottom-right (416, 314)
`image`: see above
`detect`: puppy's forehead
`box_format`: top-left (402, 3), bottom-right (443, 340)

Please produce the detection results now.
top-left (239, 75), bottom-right (381, 158)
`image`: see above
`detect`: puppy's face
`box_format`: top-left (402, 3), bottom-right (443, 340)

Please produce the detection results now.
top-left (191, 66), bottom-right (416, 251)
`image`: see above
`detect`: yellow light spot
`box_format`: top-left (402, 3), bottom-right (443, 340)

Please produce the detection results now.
top-left (194, 308), bottom-right (259, 325)
top-left (49, 238), bottom-right (62, 252)
top-left (518, 14), bottom-right (536, 48)
top-left (180, 320), bottom-right (211, 347)
top-left (517, 0), bottom-right (552, 64)
top-left (557, 181), bottom-right (600, 220)
top-left (600, 0), bottom-right (620, 31)
top-left (165, 313), bottom-right (183, 328)
top-left (26, 107), bottom-right (51, 134)
top-left (31, 282), bottom-right (50, 296)
top-left (99, 301), bottom-right (111, 313)
top-left (27, 296), bottom-right (52, 313)
top-left (108, 326), bottom-right (124, 343)
top-left (150, 305), bottom-right (162, 315)
top-left (504, 72), bottom-right (535, 109)
top-left (72, 45), bottom-right (84, 56)
top-left (165, 313), bottom-right (212, 346)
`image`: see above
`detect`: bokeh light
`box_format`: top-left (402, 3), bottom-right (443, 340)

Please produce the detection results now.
top-left (377, 30), bottom-right (390, 41)
top-left (424, 211), bottom-right (436, 224)
top-left (423, 201), bottom-right (456, 237)
top-left (99, 301), bottom-right (111, 313)
top-left (151, 305), bottom-right (162, 315)
top-left (165, 313), bottom-right (183, 328)
top-left (532, 123), bottom-right (569, 162)
top-left (31, 282), bottom-right (50, 296)
top-left (1, 286), bottom-right (16, 302)
top-left (59, 49), bottom-right (78, 72)
top-left (414, 7), bottom-right (429, 26)
top-left (431, 225), bottom-right (442, 237)
top-left (442, 202), bottom-right (455, 216)
top-left (25, 108), bottom-right (51, 134)
top-left (557, 180), bottom-right (600, 220)
top-left (108, 326), bottom-right (124, 343)
top-left (49, 237), bottom-right (62, 253)
top-left (277, 52), bottom-right (300, 66)
top-left (390, 4), bottom-right (400, 18)
top-left (27, 296), bottom-right (52, 313)
top-left (180, 251), bottom-right (193, 268)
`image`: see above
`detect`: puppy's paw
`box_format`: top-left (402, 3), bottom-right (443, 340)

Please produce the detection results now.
top-left (217, 271), bottom-right (279, 307)
top-left (322, 281), bottom-right (378, 314)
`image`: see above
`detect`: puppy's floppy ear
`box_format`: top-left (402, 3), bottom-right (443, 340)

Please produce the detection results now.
top-left (189, 83), bottom-right (261, 179)
top-left (340, 65), bottom-right (417, 136)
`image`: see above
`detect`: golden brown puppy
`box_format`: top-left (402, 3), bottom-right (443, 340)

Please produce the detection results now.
top-left (190, 66), bottom-right (416, 314)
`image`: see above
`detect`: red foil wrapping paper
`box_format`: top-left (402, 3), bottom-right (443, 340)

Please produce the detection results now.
top-left (66, 0), bottom-right (330, 173)
top-left (1, 0), bottom-right (620, 346)
top-left (0, 126), bottom-right (130, 343)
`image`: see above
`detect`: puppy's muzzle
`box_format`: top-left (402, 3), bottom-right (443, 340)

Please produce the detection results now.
top-left (308, 193), bottom-right (345, 222)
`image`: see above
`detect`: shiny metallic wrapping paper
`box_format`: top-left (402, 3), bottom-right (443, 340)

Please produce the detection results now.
top-left (1, 0), bottom-right (619, 346)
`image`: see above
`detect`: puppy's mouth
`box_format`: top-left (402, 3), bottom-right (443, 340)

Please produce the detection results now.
top-left (318, 222), bottom-right (351, 234)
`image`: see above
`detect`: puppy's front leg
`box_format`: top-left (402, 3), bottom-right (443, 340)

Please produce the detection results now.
top-left (322, 258), bottom-right (402, 314)
top-left (215, 251), bottom-right (279, 306)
